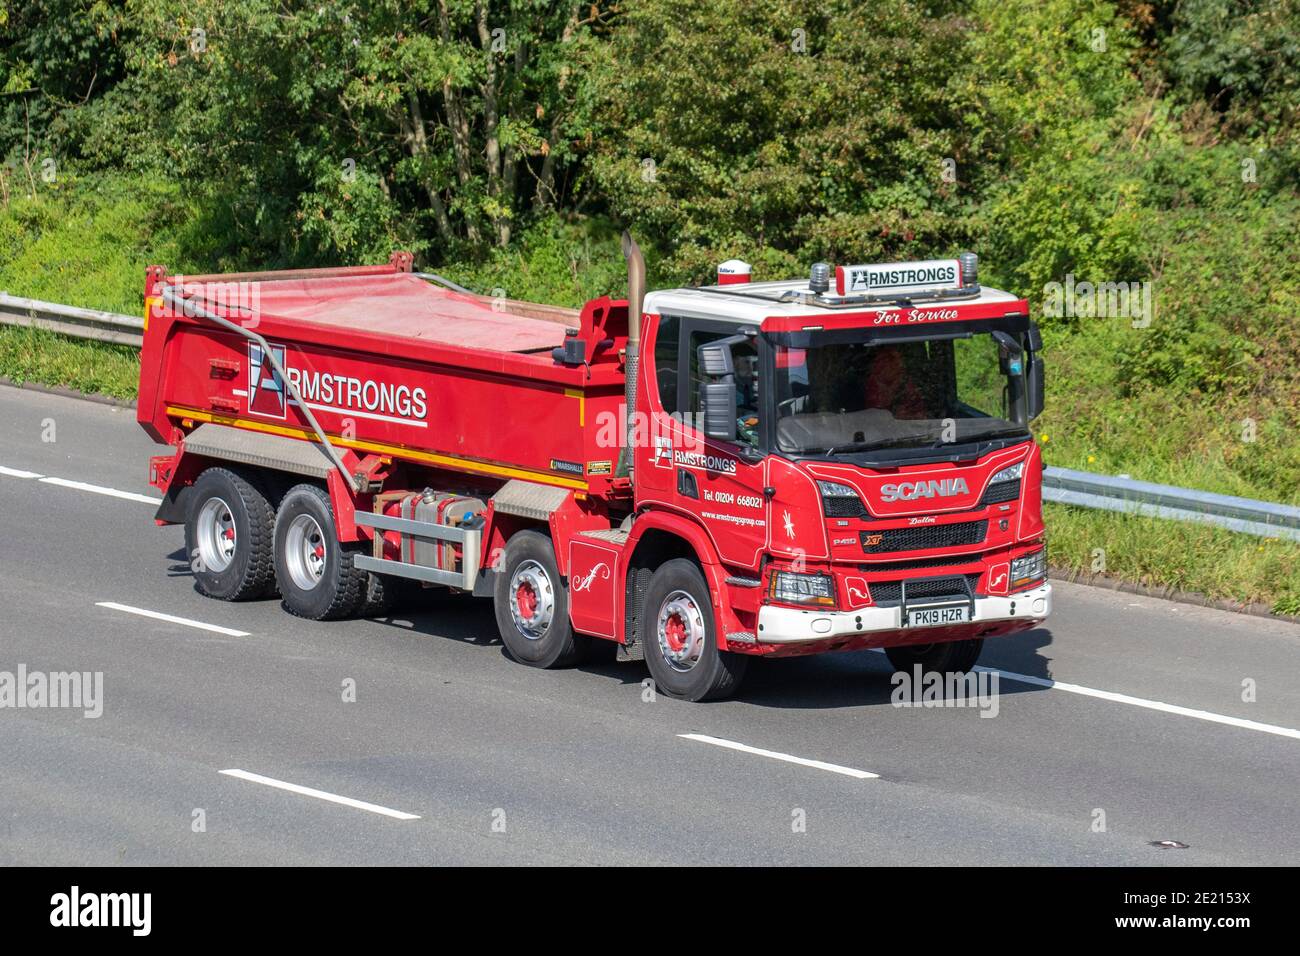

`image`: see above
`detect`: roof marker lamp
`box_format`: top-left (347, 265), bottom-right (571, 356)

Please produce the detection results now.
top-left (959, 251), bottom-right (978, 288)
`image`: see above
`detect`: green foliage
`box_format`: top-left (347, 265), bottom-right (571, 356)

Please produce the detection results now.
top-left (0, 325), bottom-right (139, 399)
top-left (439, 213), bottom-right (628, 307)
top-left (0, 171), bottom-right (217, 311)
top-left (583, 0), bottom-right (987, 282)
top-left (1164, 0), bottom-right (1300, 145)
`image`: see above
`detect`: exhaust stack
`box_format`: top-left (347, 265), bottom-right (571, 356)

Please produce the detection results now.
top-left (620, 232), bottom-right (646, 478)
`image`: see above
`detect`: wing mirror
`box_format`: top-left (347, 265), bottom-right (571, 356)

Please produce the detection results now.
top-left (697, 338), bottom-right (744, 442)
top-left (1025, 324), bottom-right (1045, 420)
top-left (700, 381), bottom-right (737, 440)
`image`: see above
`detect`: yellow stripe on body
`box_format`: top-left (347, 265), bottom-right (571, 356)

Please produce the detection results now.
top-left (165, 405), bottom-right (588, 491)
top-left (564, 388), bottom-right (585, 427)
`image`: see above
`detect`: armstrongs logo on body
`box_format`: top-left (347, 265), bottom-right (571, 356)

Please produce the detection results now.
top-left (246, 341), bottom-right (429, 423)
top-left (673, 450), bottom-right (737, 474)
top-left (286, 366), bottom-right (428, 421)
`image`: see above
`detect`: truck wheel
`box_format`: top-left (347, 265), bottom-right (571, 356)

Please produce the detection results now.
top-left (360, 572), bottom-right (421, 617)
top-left (885, 638), bottom-right (984, 675)
top-left (641, 559), bottom-right (747, 702)
top-left (185, 466), bottom-right (276, 601)
top-left (494, 530), bottom-right (587, 668)
top-left (273, 483), bottom-right (367, 620)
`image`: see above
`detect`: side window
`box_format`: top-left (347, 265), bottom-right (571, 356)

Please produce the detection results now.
top-left (687, 324), bottom-right (759, 447)
top-left (653, 315), bottom-right (680, 415)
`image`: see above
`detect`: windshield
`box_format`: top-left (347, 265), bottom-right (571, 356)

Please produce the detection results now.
top-left (773, 332), bottom-right (1028, 455)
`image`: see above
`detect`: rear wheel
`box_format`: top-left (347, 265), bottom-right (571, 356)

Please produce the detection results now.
top-left (184, 466), bottom-right (276, 600)
top-left (885, 638), bottom-right (984, 675)
top-left (494, 530), bottom-right (588, 668)
top-left (273, 483), bottom-right (367, 620)
top-left (641, 559), bottom-right (747, 702)
top-left (360, 572), bottom-right (422, 617)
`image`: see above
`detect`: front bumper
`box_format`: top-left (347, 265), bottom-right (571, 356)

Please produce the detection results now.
top-left (756, 583), bottom-right (1052, 645)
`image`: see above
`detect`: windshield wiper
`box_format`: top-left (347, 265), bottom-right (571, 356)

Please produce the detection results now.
top-left (822, 435), bottom-right (935, 456)
top-left (945, 425), bottom-right (1030, 445)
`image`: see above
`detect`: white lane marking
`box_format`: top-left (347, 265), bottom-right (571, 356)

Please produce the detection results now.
top-left (1, 463), bottom-right (160, 502)
top-left (975, 664), bottom-right (1300, 741)
top-left (0, 465), bottom-right (43, 478)
top-left (96, 601), bottom-right (250, 637)
top-left (39, 476), bottom-right (160, 504)
top-left (679, 733), bottom-right (879, 779)
top-left (220, 769), bottom-right (421, 820)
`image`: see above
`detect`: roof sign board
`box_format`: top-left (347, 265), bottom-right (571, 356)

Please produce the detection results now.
top-left (834, 259), bottom-right (962, 297)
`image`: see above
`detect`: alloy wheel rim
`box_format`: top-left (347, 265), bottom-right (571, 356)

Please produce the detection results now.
top-left (509, 560), bottom-right (555, 640)
top-left (657, 590), bottom-right (706, 672)
top-left (285, 513), bottom-right (328, 591)
top-left (196, 496), bottom-right (237, 573)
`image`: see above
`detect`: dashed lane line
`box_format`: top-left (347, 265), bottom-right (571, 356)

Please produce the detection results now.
top-left (96, 601), bottom-right (251, 638)
top-left (0, 463), bottom-right (160, 504)
top-left (678, 733), bottom-right (880, 779)
top-left (219, 769), bottom-right (421, 821)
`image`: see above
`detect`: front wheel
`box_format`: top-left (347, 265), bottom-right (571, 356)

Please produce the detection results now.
top-left (641, 559), bottom-right (747, 702)
top-left (885, 638), bottom-right (984, 675)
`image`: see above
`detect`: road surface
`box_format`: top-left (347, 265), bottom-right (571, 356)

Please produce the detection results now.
top-left (1, 385), bottom-right (1297, 865)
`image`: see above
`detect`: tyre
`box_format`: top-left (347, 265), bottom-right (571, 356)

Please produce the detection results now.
top-left (184, 466), bottom-right (276, 600)
top-left (273, 483), bottom-right (367, 620)
top-left (641, 559), bottom-right (747, 702)
top-left (493, 530), bottom-right (588, 668)
top-left (885, 638), bottom-right (984, 675)
top-left (360, 572), bottom-right (421, 617)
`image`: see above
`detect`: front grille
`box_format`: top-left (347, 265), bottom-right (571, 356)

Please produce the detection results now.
top-left (822, 495), bottom-right (868, 518)
top-left (858, 555), bottom-right (984, 574)
top-left (860, 519), bottom-right (987, 554)
top-left (869, 573), bottom-right (981, 606)
top-left (980, 478), bottom-right (1021, 506)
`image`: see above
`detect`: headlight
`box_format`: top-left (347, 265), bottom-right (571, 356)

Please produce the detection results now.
top-left (1009, 548), bottom-right (1046, 589)
top-left (769, 570), bottom-right (837, 607)
top-left (817, 480), bottom-right (856, 497)
top-left (989, 462), bottom-right (1025, 484)
top-left (817, 480), bottom-right (867, 518)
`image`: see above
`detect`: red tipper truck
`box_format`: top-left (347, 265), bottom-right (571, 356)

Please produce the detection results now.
top-left (138, 239), bottom-right (1051, 701)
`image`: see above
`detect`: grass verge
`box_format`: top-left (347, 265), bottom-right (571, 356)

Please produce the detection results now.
top-left (1046, 502), bottom-right (1300, 617)
top-left (0, 325), bottom-right (140, 400)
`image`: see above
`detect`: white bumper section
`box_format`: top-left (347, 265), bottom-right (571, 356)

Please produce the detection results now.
top-left (756, 583), bottom-right (1052, 644)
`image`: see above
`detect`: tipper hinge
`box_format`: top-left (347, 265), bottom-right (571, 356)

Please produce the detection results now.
top-left (353, 471), bottom-right (384, 494)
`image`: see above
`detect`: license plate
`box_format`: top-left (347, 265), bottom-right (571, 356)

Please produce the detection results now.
top-left (906, 604), bottom-right (971, 627)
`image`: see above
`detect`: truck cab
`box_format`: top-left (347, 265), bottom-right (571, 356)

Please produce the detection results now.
top-left (584, 253), bottom-right (1052, 695)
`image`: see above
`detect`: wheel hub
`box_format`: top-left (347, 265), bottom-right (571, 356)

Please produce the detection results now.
top-left (196, 496), bottom-right (237, 573)
top-left (657, 590), bottom-right (706, 672)
top-left (508, 560), bottom-right (554, 640)
top-left (285, 513), bottom-right (328, 591)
